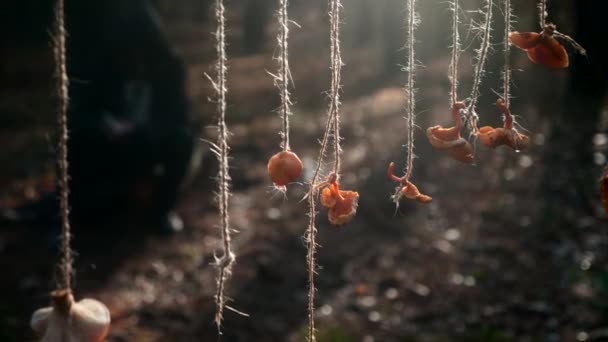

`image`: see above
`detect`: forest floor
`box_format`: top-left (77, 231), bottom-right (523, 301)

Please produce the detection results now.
top-left (1, 7), bottom-right (608, 342)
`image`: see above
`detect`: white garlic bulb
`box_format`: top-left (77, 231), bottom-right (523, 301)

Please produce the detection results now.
top-left (31, 290), bottom-right (110, 342)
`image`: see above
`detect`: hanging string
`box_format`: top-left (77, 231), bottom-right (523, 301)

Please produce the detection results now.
top-left (329, 0), bottom-right (343, 174)
top-left (404, 0), bottom-right (417, 181)
top-left (208, 0), bottom-right (235, 330)
top-left (466, 0), bottom-right (494, 133)
top-left (538, 0), bottom-right (547, 28)
top-left (449, 0), bottom-right (460, 107)
top-left (53, 0), bottom-right (72, 293)
top-left (304, 112), bottom-right (333, 342)
top-left (304, 1), bottom-right (343, 340)
top-left (304, 86), bottom-right (337, 342)
top-left (276, 0), bottom-right (293, 151)
top-left (304, 189), bottom-right (319, 342)
top-left (536, 0), bottom-right (586, 57)
top-left (503, 0), bottom-right (511, 108)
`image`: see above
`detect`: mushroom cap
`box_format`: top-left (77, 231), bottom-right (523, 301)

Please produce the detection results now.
top-left (510, 29), bottom-right (568, 69)
top-left (72, 299), bottom-right (111, 341)
top-left (267, 150), bottom-right (303, 186)
top-left (505, 130), bottom-right (530, 151)
top-left (447, 141), bottom-right (475, 164)
top-left (478, 126), bottom-right (529, 151)
top-left (399, 181), bottom-right (432, 204)
top-left (526, 36), bottom-right (569, 69)
top-left (478, 126), bottom-right (506, 148)
top-left (509, 31), bottom-right (541, 49)
top-left (31, 296), bottom-right (110, 342)
top-left (31, 307), bottom-right (53, 336)
top-left (426, 125), bottom-right (465, 149)
top-left (320, 186), bottom-right (337, 208)
top-left (328, 190), bottom-right (359, 225)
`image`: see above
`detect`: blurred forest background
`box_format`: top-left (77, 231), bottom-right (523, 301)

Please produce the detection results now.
top-left (0, 0), bottom-right (607, 341)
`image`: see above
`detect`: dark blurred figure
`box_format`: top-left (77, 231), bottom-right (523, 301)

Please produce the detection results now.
top-left (542, 1), bottom-right (608, 222)
top-left (243, 0), bottom-right (273, 54)
top-left (64, 0), bottom-right (193, 232)
top-left (3, 0), bottom-right (195, 234)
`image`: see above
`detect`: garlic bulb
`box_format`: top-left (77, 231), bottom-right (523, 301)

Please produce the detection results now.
top-left (31, 290), bottom-right (110, 342)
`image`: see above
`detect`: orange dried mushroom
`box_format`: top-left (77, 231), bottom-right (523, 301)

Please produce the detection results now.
top-left (510, 24), bottom-right (569, 69)
top-left (267, 151), bottom-right (303, 186)
top-left (387, 162), bottom-right (432, 204)
top-left (426, 102), bottom-right (474, 164)
top-left (509, 32), bottom-right (542, 49)
top-left (319, 181), bottom-right (359, 226)
top-left (320, 185), bottom-right (337, 208)
top-left (477, 99), bottom-right (529, 151)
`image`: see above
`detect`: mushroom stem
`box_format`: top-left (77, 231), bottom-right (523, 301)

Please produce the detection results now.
top-left (330, 183), bottom-right (345, 201)
top-left (387, 162), bottom-right (405, 184)
top-left (451, 102), bottom-right (465, 130)
top-left (50, 289), bottom-right (73, 316)
top-left (496, 98), bottom-right (513, 129)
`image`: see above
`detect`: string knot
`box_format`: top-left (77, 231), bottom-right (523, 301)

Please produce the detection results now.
top-left (214, 252), bottom-right (236, 269)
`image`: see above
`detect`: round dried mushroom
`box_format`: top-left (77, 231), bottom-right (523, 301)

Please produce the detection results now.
top-left (31, 290), bottom-right (110, 342)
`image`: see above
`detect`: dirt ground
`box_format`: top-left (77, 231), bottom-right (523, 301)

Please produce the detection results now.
top-left (1, 2), bottom-right (608, 342)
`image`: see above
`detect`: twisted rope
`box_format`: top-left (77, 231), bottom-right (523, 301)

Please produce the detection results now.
top-left (54, 0), bottom-right (73, 293)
